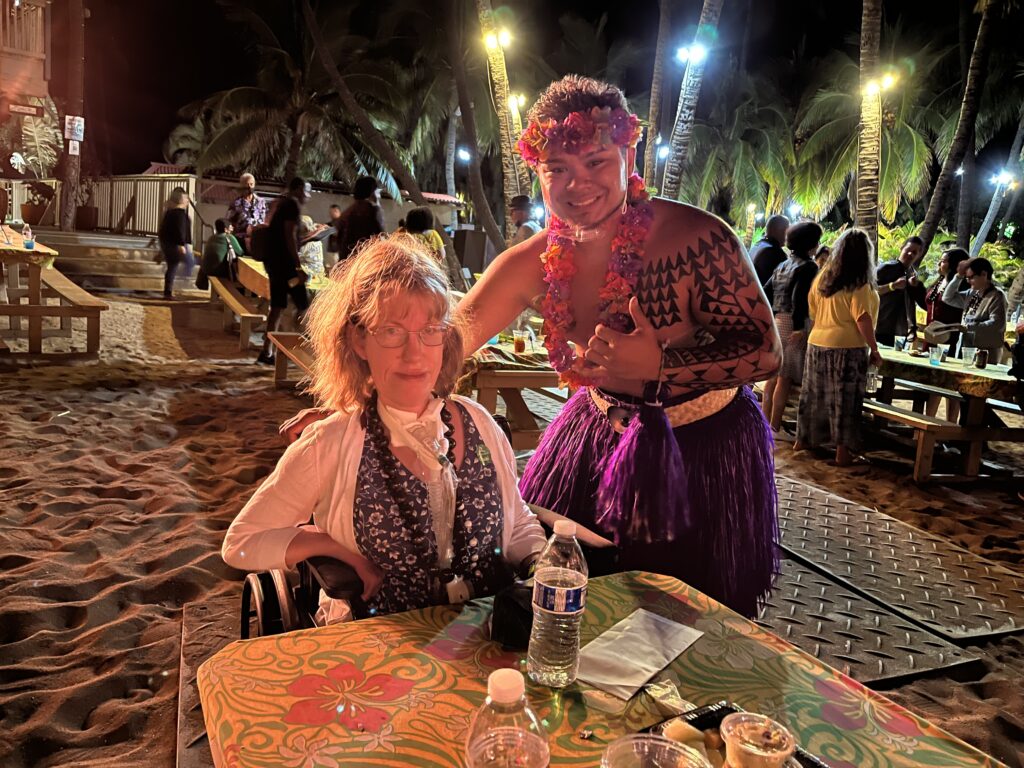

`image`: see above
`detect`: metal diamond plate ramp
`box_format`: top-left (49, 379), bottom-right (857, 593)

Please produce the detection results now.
top-left (757, 558), bottom-right (977, 684)
top-left (775, 477), bottom-right (1024, 642)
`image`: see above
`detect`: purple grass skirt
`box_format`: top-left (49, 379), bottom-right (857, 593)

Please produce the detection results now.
top-left (519, 386), bottom-right (779, 618)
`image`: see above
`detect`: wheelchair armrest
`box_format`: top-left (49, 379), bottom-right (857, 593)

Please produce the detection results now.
top-left (305, 556), bottom-right (364, 600)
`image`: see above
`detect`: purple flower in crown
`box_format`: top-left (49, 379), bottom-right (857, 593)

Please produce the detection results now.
top-left (609, 109), bottom-right (641, 146)
top-left (560, 111), bottom-right (596, 153)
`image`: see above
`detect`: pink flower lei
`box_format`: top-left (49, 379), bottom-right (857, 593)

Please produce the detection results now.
top-left (516, 107), bottom-right (652, 388)
top-left (539, 174), bottom-right (654, 388)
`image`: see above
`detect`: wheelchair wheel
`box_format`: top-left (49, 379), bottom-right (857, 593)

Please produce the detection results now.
top-left (240, 570), bottom-right (300, 638)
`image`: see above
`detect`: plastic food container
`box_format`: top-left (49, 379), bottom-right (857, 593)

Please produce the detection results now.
top-left (719, 712), bottom-right (796, 768)
top-left (601, 733), bottom-right (712, 768)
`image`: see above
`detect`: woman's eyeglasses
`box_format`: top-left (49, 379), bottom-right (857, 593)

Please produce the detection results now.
top-left (367, 324), bottom-right (448, 348)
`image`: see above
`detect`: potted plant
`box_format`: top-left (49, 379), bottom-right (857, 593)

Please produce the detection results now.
top-left (20, 181), bottom-right (55, 225)
top-left (74, 178), bottom-right (99, 231)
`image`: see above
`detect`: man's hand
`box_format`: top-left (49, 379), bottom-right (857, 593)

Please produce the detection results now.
top-left (892, 276), bottom-right (908, 291)
top-left (279, 407), bottom-right (332, 443)
top-left (956, 260), bottom-right (969, 278)
top-left (583, 297), bottom-right (662, 381)
top-left (869, 347), bottom-right (883, 367)
top-left (790, 330), bottom-right (806, 343)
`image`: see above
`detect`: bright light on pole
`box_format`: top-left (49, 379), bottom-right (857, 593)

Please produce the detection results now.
top-left (747, 203), bottom-right (756, 213)
top-left (484, 32), bottom-right (497, 50)
top-left (864, 80), bottom-right (880, 96)
top-left (992, 170), bottom-right (1013, 186)
top-left (531, 205), bottom-right (545, 220)
top-left (676, 43), bottom-right (707, 64)
top-left (955, 166), bottom-right (964, 176)
top-left (658, 146), bottom-right (670, 160)
top-left (880, 73), bottom-right (897, 90)
top-left (788, 203), bottom-right (802, 219)
top-left (457, 147), bottom-right (471, 163)
top-left (498, 29), bottom-right (511, 48)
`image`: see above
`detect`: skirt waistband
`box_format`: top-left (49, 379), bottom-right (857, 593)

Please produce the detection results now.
top-left (589, 386), bottom-right (739, 428)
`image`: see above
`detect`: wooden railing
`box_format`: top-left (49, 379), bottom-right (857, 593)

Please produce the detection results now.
top-left (0, 0), bottom-right (46, 56)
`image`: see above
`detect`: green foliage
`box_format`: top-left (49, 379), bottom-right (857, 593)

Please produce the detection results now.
top-left (16, 97), bottom-right (63, 178)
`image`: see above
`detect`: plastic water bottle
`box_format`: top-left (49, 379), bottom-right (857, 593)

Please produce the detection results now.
top-left (465, 668), bottom-right (549, 768)
top-left (22, 224), bottom-right (34, 249)
top-left (527, 519), bottom-right (588, 688)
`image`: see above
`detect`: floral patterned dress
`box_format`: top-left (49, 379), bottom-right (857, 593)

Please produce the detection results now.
top-left (353, 402), bottom-right (512, 615)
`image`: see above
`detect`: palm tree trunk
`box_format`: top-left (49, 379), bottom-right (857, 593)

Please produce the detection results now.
top-left (661, 0), bottom-right (724, 200)
top-left (955, 0), bottom-right (977, 249)
top-left (59, 0), bottom-right (86, 231)
top-left (475, 0), bottom-right (530, 239)
top-left (970, 107), bottom-right (1024, 255)
top-left (642, 0), bottom-right (670, 186)
top-left (450, 0), bottom-right (505, 253)
top-left (300, 0), bottom-right (463, 282)
top-left (283, 113), bottom-right (304, 181)
top-left (917, 0), bottom-right (995, 257)
top-left (445, 84), bottom-right (460, 232)
top-left (854, 0), bottom-right (882, 253)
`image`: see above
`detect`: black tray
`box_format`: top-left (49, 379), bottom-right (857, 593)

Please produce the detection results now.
top-left (644, 701), bottom-right (831, 768)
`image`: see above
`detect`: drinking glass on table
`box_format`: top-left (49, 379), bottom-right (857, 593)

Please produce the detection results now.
top-left (601, 734), bottom-right (711, 768)
top-left (929, 346), bottom-right (943, 366)
top-left (513, 329), bottom-right (528, 354)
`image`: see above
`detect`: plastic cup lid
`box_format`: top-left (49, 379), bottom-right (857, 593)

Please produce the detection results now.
top-left (553, 519), bottom-right (576, 537)
top-left (487, 668), bottom-right (525, 703)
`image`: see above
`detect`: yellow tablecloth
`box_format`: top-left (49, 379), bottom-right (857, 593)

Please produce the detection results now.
top-left (197, 572), bottom-right (998, 767)
top-left (0, 226), bottom-right (58, 269)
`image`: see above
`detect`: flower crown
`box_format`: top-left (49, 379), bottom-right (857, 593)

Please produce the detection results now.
top-left (516, 106), bottom-right (643, 167)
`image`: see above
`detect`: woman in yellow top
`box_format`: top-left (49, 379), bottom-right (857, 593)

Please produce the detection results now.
top-left (794, 229), bottom-right (882, 467)
top-left (405, 207), bottom-right (446, 264)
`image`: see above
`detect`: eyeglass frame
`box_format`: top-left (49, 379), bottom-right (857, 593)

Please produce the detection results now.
top-left (357, 321), bottom-right (451, 348)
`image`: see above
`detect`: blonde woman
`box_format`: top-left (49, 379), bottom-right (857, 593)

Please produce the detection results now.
top-left (222, 235), bottom-right (546, 621)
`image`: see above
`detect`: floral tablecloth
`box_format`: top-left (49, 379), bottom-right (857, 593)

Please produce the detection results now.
top-left (878, 347), bottom-right (1016, 401)
top-left (455, 341), bottom-right (557, 396)
top-left (198, 571), bottom-right (1001, 767)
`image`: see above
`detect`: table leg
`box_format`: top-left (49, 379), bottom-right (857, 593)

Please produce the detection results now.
top-left (913, 431), bottom-right (936, 483)
top-left (28, 264), bottom-right (42, 354)
top-left (499, 388), bottom-right (538, 432)
top-left (962, 396), bottom-right (986, 476)
top-left (879, 376), bottom-right (896, 404)
top-left (274, 352), bottom-right (289, 388)
top-left (476, 387), bottom-right (498, 414)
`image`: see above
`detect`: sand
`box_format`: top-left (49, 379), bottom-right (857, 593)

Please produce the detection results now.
top-left (0, 295), bottom-right (1021, 767)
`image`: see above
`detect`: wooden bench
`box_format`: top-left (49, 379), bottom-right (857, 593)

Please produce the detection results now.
top-left (268, 332), bottom-right (314, 388)
top-left (38, 268), bottom-right (109, 355)
top-left (209, 277), bottom-right (266, 351)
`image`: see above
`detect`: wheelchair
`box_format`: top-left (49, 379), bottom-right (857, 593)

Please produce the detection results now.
top-left (236, 414), bottom-right (616, 639)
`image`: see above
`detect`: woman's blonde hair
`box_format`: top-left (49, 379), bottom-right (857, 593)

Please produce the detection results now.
top-left (305, 234), bottom-right (464, 413)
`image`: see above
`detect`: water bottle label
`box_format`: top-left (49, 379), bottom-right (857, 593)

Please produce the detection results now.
top-left (532, 581), bottom-right (586, 614)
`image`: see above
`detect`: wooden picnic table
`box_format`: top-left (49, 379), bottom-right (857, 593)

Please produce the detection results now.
top-left (458, 341), bottom-right (564, 450)
top-left (235, 256), bottom-right (330, 301)
top-left (197, 570), bottom-right (1001, 767)
top-left (0, 226), bottom-right (107, 357)
top-left (875, 347), bottom-right (1022, 478)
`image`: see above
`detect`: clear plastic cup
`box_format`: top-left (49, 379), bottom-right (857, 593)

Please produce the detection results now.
top-left (961, 347), bottom-right (976, 369)
top-left (513, 329), bottom-right (528, 354)
top-left (929, 346), bottom-right (943, 366)
top-left (601, 734), bottom-right (711, 768)
top-left (719, 712), bottom-right (796, 768)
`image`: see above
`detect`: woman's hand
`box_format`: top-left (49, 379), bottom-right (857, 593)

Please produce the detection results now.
top-left (582, 297), bottom-right (662, 382)
top-left (279, 407), bottom-right (333, 443)
top-left (355, 558), bottom-right (384, 601)
top-left (956, 260), bottom-right (969, 278)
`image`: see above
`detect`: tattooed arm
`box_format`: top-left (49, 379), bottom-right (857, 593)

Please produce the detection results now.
top-left (660, 220), bottom-right (781, 392)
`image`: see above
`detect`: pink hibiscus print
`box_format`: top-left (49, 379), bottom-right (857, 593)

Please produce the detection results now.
top-left (283, 662), bottom-right (414, 732)
top-left (424, 622), bottom-right (519, 670)
top-left (815, 678), bottom-right (922, 738)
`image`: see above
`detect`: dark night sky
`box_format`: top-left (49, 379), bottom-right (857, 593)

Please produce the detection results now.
top-left (73, 0), bottom-right (1014, 177)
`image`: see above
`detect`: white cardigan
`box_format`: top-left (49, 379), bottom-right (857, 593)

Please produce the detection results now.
top-left (222, 395), bottom-right (547, 575)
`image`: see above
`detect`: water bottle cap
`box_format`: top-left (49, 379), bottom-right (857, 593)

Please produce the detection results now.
top-left (553, 519), bottom-right (576, 537)
top-left (487, 668), bottom-right (525, 703)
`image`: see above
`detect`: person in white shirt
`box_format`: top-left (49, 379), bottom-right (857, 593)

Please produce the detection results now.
top-left (508, 194), bottom-right (542, 247)
top-left (222, 234), bottom-right (546, 621)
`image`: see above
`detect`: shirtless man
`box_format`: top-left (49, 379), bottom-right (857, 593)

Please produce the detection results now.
top-left (285, 76), bottom-right (782, 617)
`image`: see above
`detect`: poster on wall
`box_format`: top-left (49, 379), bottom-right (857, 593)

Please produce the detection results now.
top-left (65, 115), bottom-right (85, 142)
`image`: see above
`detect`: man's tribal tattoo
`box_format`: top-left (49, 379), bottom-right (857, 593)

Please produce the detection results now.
top-left (635, 224), bottom-right (775, 390)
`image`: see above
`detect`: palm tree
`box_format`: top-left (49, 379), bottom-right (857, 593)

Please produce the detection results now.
top-left (678, 67), bottom-right (794, 223)
top-left (794, 35), bottom-right (947, 222)
top-left (662, 0), bottom-right (725, 199)
top-left (971, 105), bottom-right (1024, 254)
top-left (643, 0), bottom-right (671, 185)
top-left (918, 0), bottom-right (996, 256)
top-left (475, 0), bottom-right (531, 238)
top-left (59, 0), bottom-right (85, 231)
top-left (450, 0), bottom-right (506, 252)
top-left (300, 0), bottom-right (466, 280)
top-left (853, 0), bottom-right (883, 251)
